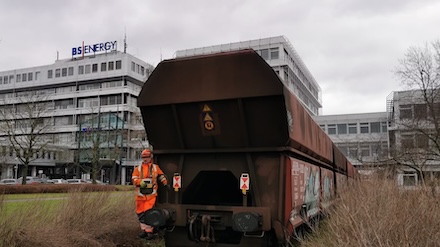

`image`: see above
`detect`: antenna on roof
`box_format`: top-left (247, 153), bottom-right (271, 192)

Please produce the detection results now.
top-left (124, 28), bottom-right (127, 53)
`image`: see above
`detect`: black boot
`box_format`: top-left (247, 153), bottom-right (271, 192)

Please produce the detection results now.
top-left (138, 231), bottom-right (149, 238)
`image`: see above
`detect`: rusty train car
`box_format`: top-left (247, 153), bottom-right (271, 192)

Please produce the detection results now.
top-left (137, 49), bottom-right (356, 246)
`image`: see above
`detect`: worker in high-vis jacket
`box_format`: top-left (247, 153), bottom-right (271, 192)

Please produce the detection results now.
top-left (132, 149), bottom-right (170, 239)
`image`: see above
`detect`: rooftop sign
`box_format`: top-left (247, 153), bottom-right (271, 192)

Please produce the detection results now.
top-left (72, 41), bottom-right (117, 57)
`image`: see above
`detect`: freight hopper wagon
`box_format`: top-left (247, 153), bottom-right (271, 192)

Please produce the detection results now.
top-left (137, 50), bottom-right (356, 247)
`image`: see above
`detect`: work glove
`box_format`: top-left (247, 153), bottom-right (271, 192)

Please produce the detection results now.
top-left (140, 181), bottom-right (147, 188)
top-left (165, 184), bottom-right (171, 191)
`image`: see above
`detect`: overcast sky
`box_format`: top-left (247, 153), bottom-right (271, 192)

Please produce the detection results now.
top-left (1, 0), bottom-right (439, 115)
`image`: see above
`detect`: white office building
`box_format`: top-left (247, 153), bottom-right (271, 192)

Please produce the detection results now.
top-left (313, 112), bottom-right (389, 174)
top-left (0, 43), bottom-right (152, 184)
top-left (176, 36), bottom-right (322, 116)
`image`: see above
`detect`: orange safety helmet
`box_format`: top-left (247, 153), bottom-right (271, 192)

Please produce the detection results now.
top-left (141, 149), bottom-right (152, 158)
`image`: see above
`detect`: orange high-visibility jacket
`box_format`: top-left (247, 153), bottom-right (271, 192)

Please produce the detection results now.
top-left (132, 162), bottom-right (167, 201)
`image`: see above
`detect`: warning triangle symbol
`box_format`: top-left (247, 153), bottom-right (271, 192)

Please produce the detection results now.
top-left (174, 183), bottom-right (179, 187)
top-left (203, 105), bottom-right (212, 112)
top-left (241, 184), bottom-right (248, 189)
top-left (242, 178), bottom-right (248, 183)
top-left (174, 177), bottom-right (180, 181)
top-left (204, 113), bottom-right (213, 121)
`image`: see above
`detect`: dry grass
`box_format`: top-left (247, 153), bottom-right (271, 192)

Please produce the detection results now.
top-left (302, 177), bottom-right (440, 247)
top-left (0, 189), bottom-right (157, 247)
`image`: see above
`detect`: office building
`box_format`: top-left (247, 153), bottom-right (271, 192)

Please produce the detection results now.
top-left (0, 42), bottom-right (152, 184)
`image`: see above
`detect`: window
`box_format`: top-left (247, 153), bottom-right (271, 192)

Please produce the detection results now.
top-left (131, 62), bottom-right (136, 72)
top-left (360, 145), bottom-right (370, 157)
top-left (370, 122), bottom-right (381, 133)
top-left (381, 122), bottom-right (388, 132)
top-left (54, 116), bottom-right (73, 125)
top-left (85, 65), bottom-right (91, 74)
top-left (3, 76), bottom-right (7, 84)
top-left (260, 49), bottom-right (269, 60)
top-left (270, 47), bottom-right (279, 59)
top-left (400, 105), bottom-right (412, 119)
top-left (141, 66), bottom-right (145, 75)
top-left (414, 104), bottom-right (427, 119)
top-left (337, 124), bottom-right (347, 134)
top-left (78, 83), bottom-right (100, 91)
top-left (28, 73), bottom-right (33, 81)
top-left (327, 124), bottom-right (336, 135)
top-left (48, 70), bottom-right (53, 79)
top-left (92, 63), bottom-right (98, 73)
top-left (348, 123), bottom-right (357, 134)
top-left (100, 95), bottom-right (122, 106)
top-left (116, 60), bottom-right (122, 69)
top-left (360, 122), bottom-right (369, 133)
top-left (403, 173), bottom-right (417, 186)
top-left (401, 134), bottom-right (414, 149)
top-left (62, 68), bottom-right (67, 77)
top-left (78, 65), bottom-right (84, 75)
top-left (319, 124), bottom-right (325, 131)
top-left (78, 98), bottom-right (99, 108)
top-left (348, 145), bottom-right (358, 158)
top-left (416, 134), bottom-right (429, 148)
top-left (68, 67), bottom-right (74, 76)
top-left (55, 99), bottom-right (74, 109)
top-left (9, 75), bottom-right (14, 83)
top-left (108, 61), bottom-right (114, 70)
top-left (55, 69), bottom-right (61, 78)
top-left (35, 71), bottom-right (40, 80)
top-left (16, 74), bottom-right (21, 82)
top-left (101, 62), bottom-right (107, 72)
top-left (56, 86), bottom-right (75, 93)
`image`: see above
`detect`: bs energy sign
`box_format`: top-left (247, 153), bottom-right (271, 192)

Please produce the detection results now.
top-left (72, 41), bottom-right (117, 57)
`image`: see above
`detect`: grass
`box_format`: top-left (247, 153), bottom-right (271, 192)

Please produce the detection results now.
top-left (2, 177), bottom-right (437, 246)
top-left (0, 189), bottom-right (161, 247)
top-left (301, 177), bottom-right (440, 247)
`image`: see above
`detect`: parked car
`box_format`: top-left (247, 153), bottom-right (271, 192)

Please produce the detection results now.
top-left (16, 176), bottom-right (44, 184)
top-left (51, 178), bottom-right (68, 184)
top-left (66, 179), bottom-right (86, 184)
top-left (0, 178), bottom-right (17, 185)
top-left (84, 179), bottom-right (107, 185)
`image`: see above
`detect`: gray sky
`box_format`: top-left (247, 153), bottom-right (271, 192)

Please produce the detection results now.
top-left (1, 0), bottom-right (439, 115)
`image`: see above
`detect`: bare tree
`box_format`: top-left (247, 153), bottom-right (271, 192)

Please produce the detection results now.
top-left (392, 40), bottom-right (440, 186)
top-left (0, 91), bottom-right (54, 184)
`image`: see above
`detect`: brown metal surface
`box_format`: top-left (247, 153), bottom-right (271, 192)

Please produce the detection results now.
top-left (284, 92), bottom-right (333, 164)
top-left (333, 143), bottom-right (348, 172)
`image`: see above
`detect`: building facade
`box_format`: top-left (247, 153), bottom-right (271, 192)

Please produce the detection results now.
top-left (387, 90), bottom-right (440, 186)
top-left (313, 112), bottom-right (389, 174)
top-left (0, 47), bottom-right (152, 184)
top-left (175, 36), bottom-right (322, 116)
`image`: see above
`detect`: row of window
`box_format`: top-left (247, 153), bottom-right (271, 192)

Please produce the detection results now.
top-left (1, 146), bottom-right (58, 160)
top-left (0, 71), bottom-right (43, 85)
top-left (399, 103), bottom-right (440, 120)
top-left (0, 80), bottom-right (128, 100)
top-left (336, 142), bottom-right (388, 159)
top-left (320, 121), bottom-right (388, 135)
top-left (0, 59), bottom-right (148, 86)
top-left (48, 60), bottom-right (123, 79)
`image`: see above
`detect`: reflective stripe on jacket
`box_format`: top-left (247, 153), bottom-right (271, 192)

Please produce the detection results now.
top-left (132, 162), bottom-right (164, 201)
